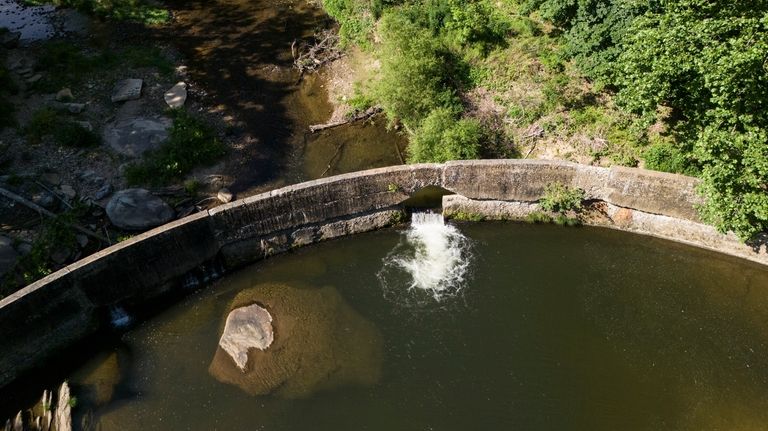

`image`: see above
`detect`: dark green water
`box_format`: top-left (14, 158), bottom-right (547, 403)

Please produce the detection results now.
top-left (52, 224), bottom-right (768, 429)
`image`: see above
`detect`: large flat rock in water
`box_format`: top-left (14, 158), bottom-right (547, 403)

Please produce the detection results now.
top-left (103, 117), bottom-right (171, 157)
top-left (219, 304), bottom-right (274, 371)
top-left (106, 189), bottom-right (174, 230)
top-left (209, 283), bottom-right (383, 399)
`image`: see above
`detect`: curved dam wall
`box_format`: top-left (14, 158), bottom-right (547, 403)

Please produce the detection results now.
top-left (0, 159), bottom-right (766, 389)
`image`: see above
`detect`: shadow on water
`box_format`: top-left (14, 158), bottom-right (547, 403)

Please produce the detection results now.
top-left (162, 0), bottom-right (325, 192)
top-left (160, 0), bottom-right (406, 194)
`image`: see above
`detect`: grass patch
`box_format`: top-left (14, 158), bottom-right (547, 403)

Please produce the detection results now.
top-left (123, 46), bottom-right (174, 75)
top-left (0, 48), bottom-right (17, 128)
top-left (1, 215), bottom-right (77, 296)
top-left (26, 108), bottom-right (100, 147)
top-left (32, 42), bottom-right (173, 92)
top-left (125, 110), bottom-right (227, 186)
top-left (525, 211), bottom-right (552, 224)
top-left (448, 211), bottom-right (485, 222)
top-left (539, 182), bottom-right (584, 214)
top-left (24, 0), bottom-right (169, 25)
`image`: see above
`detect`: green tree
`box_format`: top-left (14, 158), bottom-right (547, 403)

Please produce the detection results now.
top-left (408, 108), bottom-right (482, 163)
top-left (375, 11), bottom-right (461, 129)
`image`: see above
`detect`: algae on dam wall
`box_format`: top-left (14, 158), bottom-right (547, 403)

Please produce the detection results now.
top-left (0, 160), bottom-right (762, 390)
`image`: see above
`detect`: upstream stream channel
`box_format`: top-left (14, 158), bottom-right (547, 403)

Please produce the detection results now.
top-left (165, 0), bottom-right (407, 194)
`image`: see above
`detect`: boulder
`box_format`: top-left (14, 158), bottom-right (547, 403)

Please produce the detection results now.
top-left (0, 235), bottom-right (19, 277)
top-left (217, 188), bottom-right (233, 203)
top-left (59, 184), bottom-right (76, 199)
top-left (209, 283), bottom-right (383, 399)
top-left (26, 74), bottom-right (42, 85)
top-left (111, 79), bottom-right (143, 102)
top-left (93, 183), bottom-right (112, 200)
top-left (103, 117), bottom-right (171, 157)
top-left (219, 304), bottom-right (274, 371)
top-left (106, 189), bottom-right (174, 230)
top-left (56, 88), bottom-right (73, 102)
top-left (31, 191), bottom-right (56, 209)
top-left (163, 82), bottom-right (187, 109)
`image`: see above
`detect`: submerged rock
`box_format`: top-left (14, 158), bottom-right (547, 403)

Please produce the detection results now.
top-left (106, 189), bottom-right (174, 230)
top-left (209, 283), bottom-right (383, 398)
top-left (219, 303), bottom-right (274, 370)
top-left (78, 352), bottom-right (121, 406)
top-left (56, 88), bottom-right (73, 102)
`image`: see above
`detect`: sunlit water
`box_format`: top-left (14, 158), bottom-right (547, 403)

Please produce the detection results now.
top-left (4, 223), bottom-right (768, 430)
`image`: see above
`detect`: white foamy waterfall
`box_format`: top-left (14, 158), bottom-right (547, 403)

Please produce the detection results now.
top-left (379, 212), bottom-right (471, 302)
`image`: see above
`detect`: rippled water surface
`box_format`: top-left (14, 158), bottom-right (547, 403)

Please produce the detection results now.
top-left (7, 223), bottom-right (768, 430)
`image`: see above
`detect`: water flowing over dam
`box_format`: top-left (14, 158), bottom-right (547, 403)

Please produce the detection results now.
top-left (378, 212), bottom-right (472, 302)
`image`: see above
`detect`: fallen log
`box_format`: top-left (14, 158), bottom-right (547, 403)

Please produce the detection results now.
top-left (309, 106), bottom-right (383, 133)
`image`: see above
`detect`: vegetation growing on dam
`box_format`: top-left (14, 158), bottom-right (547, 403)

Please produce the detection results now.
top-left (321, 0), bottom-right (768, 240)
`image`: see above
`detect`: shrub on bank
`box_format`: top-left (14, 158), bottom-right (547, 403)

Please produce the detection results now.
top-left (125, 110), bottom-right (227, 186)
top-left (408, 108), bottom-right (482, 163)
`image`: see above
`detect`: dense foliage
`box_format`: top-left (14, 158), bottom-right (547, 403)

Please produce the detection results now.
top-left (324, 0), bottom-right (768, 240)
top-left (526, 0), bottom-right (768, 239)
top-left (408, 108), bottom-right (483, 162)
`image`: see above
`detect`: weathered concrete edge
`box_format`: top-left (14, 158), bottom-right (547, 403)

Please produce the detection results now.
top-left (442, 195), bottom-right (768, 267)
top-left (0, 159), bottom-right (763, 389)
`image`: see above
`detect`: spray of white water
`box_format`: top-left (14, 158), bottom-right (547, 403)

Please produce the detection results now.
top-left (379, 212), bottom-right (471, 302)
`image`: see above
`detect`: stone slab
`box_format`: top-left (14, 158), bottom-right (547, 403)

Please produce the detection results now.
top-left (111, 79), bottom-right (143, 103)
top-left (103, 117), bottom-right (171, 157)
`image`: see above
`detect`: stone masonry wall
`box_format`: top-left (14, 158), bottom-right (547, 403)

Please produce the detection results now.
top-left (0, 160), bottom-right (763, 389)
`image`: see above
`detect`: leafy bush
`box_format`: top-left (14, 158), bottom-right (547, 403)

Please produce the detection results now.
top-left (527, 0), bottom-right (768, 240)
top-left (642, 141), bottom-right (695, 175)
top-left (25, 108), bottom-right (99, 147)
top-left (125, 110), bottom-right (227, 186)
top-left (375, 11), bottom-right (462, 129)
top-left (408, 108), bottom-right (482, 163)
top-left (55, 122), bottom-right (100, 148)
top-left (1, 216), bottom-right (76, 295)
top-left (430, 0), bottom-right (511, 53)
top-left (539, 182), bottom-right (584, 214)
top-left (525, 211), bottom-right (552, 224)
top-left (322, 0), bottom-right (379, 46)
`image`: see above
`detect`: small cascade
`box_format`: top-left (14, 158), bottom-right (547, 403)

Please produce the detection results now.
top-left (379, 212), bottom-right (472, 302)
top-left (183, 260), bottom-right (226, 290)
top-left (109, 306), bottom-right (132, 329)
